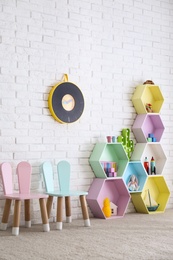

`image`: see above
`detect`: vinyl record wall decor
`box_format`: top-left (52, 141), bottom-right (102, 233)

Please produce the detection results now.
top-left (48, 74), bottom-right (85, 124)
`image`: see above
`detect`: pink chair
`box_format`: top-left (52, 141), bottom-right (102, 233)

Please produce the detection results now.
top-left (0, 162), bottom-right (50, 236)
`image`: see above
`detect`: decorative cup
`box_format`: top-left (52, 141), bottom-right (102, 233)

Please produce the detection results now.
top-left (112, 136), bottom-right (116, 143)
top-left (106, 136), bottom-right (112, 143)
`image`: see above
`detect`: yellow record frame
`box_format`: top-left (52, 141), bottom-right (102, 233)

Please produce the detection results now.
top-left (48, 74), bottom-right (84, 124)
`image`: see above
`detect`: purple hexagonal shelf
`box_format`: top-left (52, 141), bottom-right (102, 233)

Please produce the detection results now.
top-left (86, 178), bottom-right (130, 219)
top-left (132, 114), bottom-right (165, 143)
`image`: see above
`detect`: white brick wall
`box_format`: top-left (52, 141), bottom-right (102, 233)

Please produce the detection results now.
top-left (0, 0), bottom-right (173, 223)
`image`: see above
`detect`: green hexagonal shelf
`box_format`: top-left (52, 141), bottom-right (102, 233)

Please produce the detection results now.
top-left (131, 175), bottom-right (170, 214)
top-left (86, 178), bottom-right (130, 219)
top-left (132, 84), bottom-right (164, 114)
top-left (89, 143), bottom-right (129, 178)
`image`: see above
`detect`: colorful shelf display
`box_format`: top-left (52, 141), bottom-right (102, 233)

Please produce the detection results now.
top-left (132, 114), bottom-right (165, 143)
top-left (88, 81), bottom-right (169, 218)
top-left (86, 178), bottom-right (130, 219)
top-left (131, 82), bottom-right (170, 214)
top-left (132, 84), bottom-right (164, 114)
top-left (131, 175), bottom-right (170, 214)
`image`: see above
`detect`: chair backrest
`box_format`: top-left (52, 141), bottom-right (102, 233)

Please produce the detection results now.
top-left (0, 162), bottom-right (13, 195)
top-left (57, 160), bottom-right (70, 193)
top-left (42, 162), bottom-right (54, 192)
top-left (17, 161), bottom-right (31, 194)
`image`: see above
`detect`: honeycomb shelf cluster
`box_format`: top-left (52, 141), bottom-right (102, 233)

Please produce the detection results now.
top-left (87, 82), bottom-right (170, 219)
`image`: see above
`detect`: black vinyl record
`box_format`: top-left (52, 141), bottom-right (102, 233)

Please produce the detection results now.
top-left (48, 82), bottom-right (84, 123)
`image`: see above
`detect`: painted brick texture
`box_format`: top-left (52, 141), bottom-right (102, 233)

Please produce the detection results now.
top-left (0, 0), bottom-right (173, 223)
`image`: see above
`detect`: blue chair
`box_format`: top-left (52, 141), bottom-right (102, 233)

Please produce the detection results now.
top-left (42, 161), bottom-right (90, 230)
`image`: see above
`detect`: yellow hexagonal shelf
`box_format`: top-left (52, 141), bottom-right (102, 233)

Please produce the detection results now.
top-left (131, 175), bottom-right (170, 214)
top-left (132, 84), bottom-right (164, 114)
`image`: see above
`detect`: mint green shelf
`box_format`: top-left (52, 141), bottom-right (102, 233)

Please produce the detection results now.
top-left (89, 143), bottom-right (129, 178)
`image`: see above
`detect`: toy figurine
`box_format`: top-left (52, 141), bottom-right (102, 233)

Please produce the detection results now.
top-left (143, 80), bottom-right (154, 85)
top-left (102, 197), bottom-right (111, 217)
top-left (146, 103), bottom-right (153, 113)
top-left (127, 174), bottom-right (139, 191)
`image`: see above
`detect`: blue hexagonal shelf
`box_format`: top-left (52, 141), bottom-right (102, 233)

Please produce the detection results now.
top-left (123, 161), bottom-right (148, 193)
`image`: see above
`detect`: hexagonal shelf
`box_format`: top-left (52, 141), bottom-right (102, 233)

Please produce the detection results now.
top-left (89, 143), bottom-right (129, 178)
top-left (132, 84), bottom-right (164, 114)
top-left (123, 161), bottom-right (148, 193)
top-left (86, 178), bottom-right (130, 219)
top-left (131, 143), bottom-right (167, 175)
top-left (132, 114), bottom-right (165, 143)
top-left (131, 175), bottom-right (170, 214)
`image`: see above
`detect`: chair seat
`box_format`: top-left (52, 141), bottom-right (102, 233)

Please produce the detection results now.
top-left (46, 190), bottom-right (88, 197)
top-left (3, 193), bottom-right (48, 200)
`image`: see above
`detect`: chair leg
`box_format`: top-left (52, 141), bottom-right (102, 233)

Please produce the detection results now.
top-left (0, 199), bottom-right (12, 231)
top-left (46, 195), bottom-right (53, 219)
top-left (12, 200), bottom-right (21, 236)
top-left (24, 199), bottom-right (31, 228)
top-left (65, 196), bottom-right (72, 223)
top-left (80, 195), bottom-right (90, 227)
top-left (56, 197), bottom-right (63, 230)
top-left (39, 198), bottom-right (50, 232)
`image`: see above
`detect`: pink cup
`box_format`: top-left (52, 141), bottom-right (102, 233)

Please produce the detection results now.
top-left (106, 136), bottom-right (112, 143)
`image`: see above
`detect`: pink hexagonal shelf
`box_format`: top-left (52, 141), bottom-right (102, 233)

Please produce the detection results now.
top-left (86, 178), bottom-right (130, 219)
top-left (132, 114), bottom-right (165, 143)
